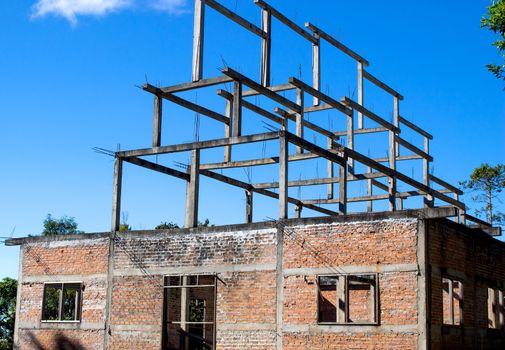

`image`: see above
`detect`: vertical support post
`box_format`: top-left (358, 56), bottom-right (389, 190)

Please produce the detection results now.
top-left (295, 88), bottom-right (304, 153)
top-left (347, 109), bottom-right (354, 172)
top-left (448, 279), bottom-right (454, 325)
top-left (180, 276), bottom-right (189, 349)
top-left (294, 204), bottom-right (302, 219)
top-left (232, 81), bottom-right (242, 137)
top-left (152, 94), bottom-right (162, 147)
top-left (423, 136), bottom-right (433, 208)
top-left (312, 32), bottom-right (321, 106)
top-left (192, 0), bottom-right (205, 82)
top-left (459, 282), bottom-right (464, 326)
top-left (398, 198), bottom-right (404, 210)
top-left (245, 190), bottom-right (253, 224)
top-left (388, 130), bottom-right (397, 211)
top-left (338, 155), bottom-right (347, 215)
top-left (336, 276), bottom-right (346, 322)
top-left (223, 94), bottom-right (233, 162)
top-left (260, 9), bottom-right (271, 87)
top-left (498, 289), bottom-right (503, 328)
top-left (366, 166), bottom-right (373, 212)
top-left (279, 132), bottom-right (288, 219)
top-left (185, 149), bottom-right (200, 228)
top-left (327, 137), bottom-right (334, 199)
top-left (111, 157), bottom-right (123, 232)
top-left (357, 61), bottom-right (364, 129)
top-left (394, 96), bottom-right (400, 156)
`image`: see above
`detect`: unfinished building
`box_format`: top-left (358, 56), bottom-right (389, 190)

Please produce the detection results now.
top-left (7, 1), bottom-right (505, 349)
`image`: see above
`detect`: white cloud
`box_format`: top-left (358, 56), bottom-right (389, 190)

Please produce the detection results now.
top-left (31, 0), bottom-right (188, 25)
top-left (150, 0), bottom-right (188, 15)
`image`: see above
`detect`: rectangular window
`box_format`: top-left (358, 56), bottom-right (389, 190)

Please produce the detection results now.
top-left (163, 275), bottom-right (216, 350)
top-left (42, 283), bottom-right (82, 322)
top-left (442, 277), bottom-right (463, 326)
top-left (317, 274), bottom-right (378, 324)
top-left (487, 287), bottom-right (505, 329)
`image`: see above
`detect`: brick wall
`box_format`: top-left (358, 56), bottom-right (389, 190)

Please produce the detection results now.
top-left (13, 214), bottom-right (437, 350)
top-left (15, 235), bottom-right (109, 350)
top-left (428, 219), bottom-right (505, 350)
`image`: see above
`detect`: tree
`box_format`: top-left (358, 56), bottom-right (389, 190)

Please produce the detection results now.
top-left (460, 164), bottom-right (505, 225)
top-left (155, 221), bottom-right (180, 230)
top-left (42, 214), bottom-right (83, 236)
top-left (481, 0), bottom-right (505, 84)
top-left (0, 277), bottom-right (17, 350)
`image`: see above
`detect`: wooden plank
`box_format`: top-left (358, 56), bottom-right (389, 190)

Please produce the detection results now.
top-left (305, 22), bottom-right (369, 66)
top-left (334, 127), bottom-right (388, 137)
top-left (429, 174), bottom-right (463, 195)
top-left (389, 129), bottom-right (397, 211)
top-left (242, 83), bottom-right (294, 97)
top-left (152, 94), bottom-right (162, 147)
top-left (184, 149), bottom-right (200, 228)
top-left (163, 91), bottom-right (229, 124)
top-left (158, 76), bottom-right (234, 94)
top-left (192, 0), bottom-right (205, 81)
top-left (363, 70), bottom-right (404, 100)
top-left (260, 8), bottom-right (271, 86)
top-left (366, 166), bottom-right (372, 211)
top-left (117, 131), bottom-right (280, 158)
top-left (254, 0), bottom-right (318, 44)
top-left (327, 138), bottom-right (334, 199)
top-left (223, 67), bottom-right (301, 113)
top-left (289, 77), bottom-right (352, 116)
top-left (423, 137), bottom-right (433, 207)
top-left (111, 157), bottom-right (122, 232)
top-left (399, 116), bottom-right (433, 139)
top-left (341, 97), bottom-right (399, 132)
top-left (123, 157), bottom-right (189, 181)
top-left (206, 0), bottom-right (266, 38)
top-left (395, 135), bottom-right (433, 161)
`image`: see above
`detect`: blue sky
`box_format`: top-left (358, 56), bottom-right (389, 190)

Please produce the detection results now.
top-left (1, 0), bottom-right (504, 279)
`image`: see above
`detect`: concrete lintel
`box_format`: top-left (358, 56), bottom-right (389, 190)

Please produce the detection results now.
top-left (283, 324), bottom-right (418, 333)
top-left (218, 323), bottom-right (276, 331)
top-left (18, 322), bottom-right (104, 331)
top-left (113, 263), bottom-right (276, 277)
top-left (22, 274), bottom-right (107, 283)
top-left (283, 264), bottom-right (418, 276)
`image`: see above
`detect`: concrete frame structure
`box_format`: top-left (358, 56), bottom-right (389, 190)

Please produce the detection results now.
top-left (7, 1), bottom-right (505, 349)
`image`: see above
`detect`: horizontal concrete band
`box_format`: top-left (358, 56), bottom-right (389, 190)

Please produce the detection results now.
top-left (108, 323), bottom-right (419, 334)
top-left (283, 263), bottom-right (419, 276)
top-left (22, 274), bottom-right (107, 283)
top-left (18, 322), bottom-right (104, 331)
top-left (430, 265), bottom-right (467, 280)
top-left (283, 324), bottom-right (420, 333)
top-left (113, 263), bottom-right (277, 277)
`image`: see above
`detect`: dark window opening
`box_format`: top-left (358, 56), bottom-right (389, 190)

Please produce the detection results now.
top-left (163, 275), bottom-right (216, 350)
top-left (317, 274), bottom-right (378, 324)
top-left (42, 283), bottom-right (82, 321)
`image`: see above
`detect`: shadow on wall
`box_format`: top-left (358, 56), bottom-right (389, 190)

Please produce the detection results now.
top-left (26, 332), bottom-right (85, 350)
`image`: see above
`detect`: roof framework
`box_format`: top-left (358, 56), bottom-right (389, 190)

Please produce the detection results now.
top-left (110, 0), bottom-right (494, 234)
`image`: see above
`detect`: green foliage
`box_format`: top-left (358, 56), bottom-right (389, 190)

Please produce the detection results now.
top-left (482, 0), bottom-right (505, 84)
top-left (154, 219), bottom-right (213, 230)
top-left (42, 214), bottom-right (83, 236)
top-left (0, 277), bottom-right (17, 350)
top-left (155, 221), bottom-right (180, 230)
top-left (460, 163), bottom-right (505, 225)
